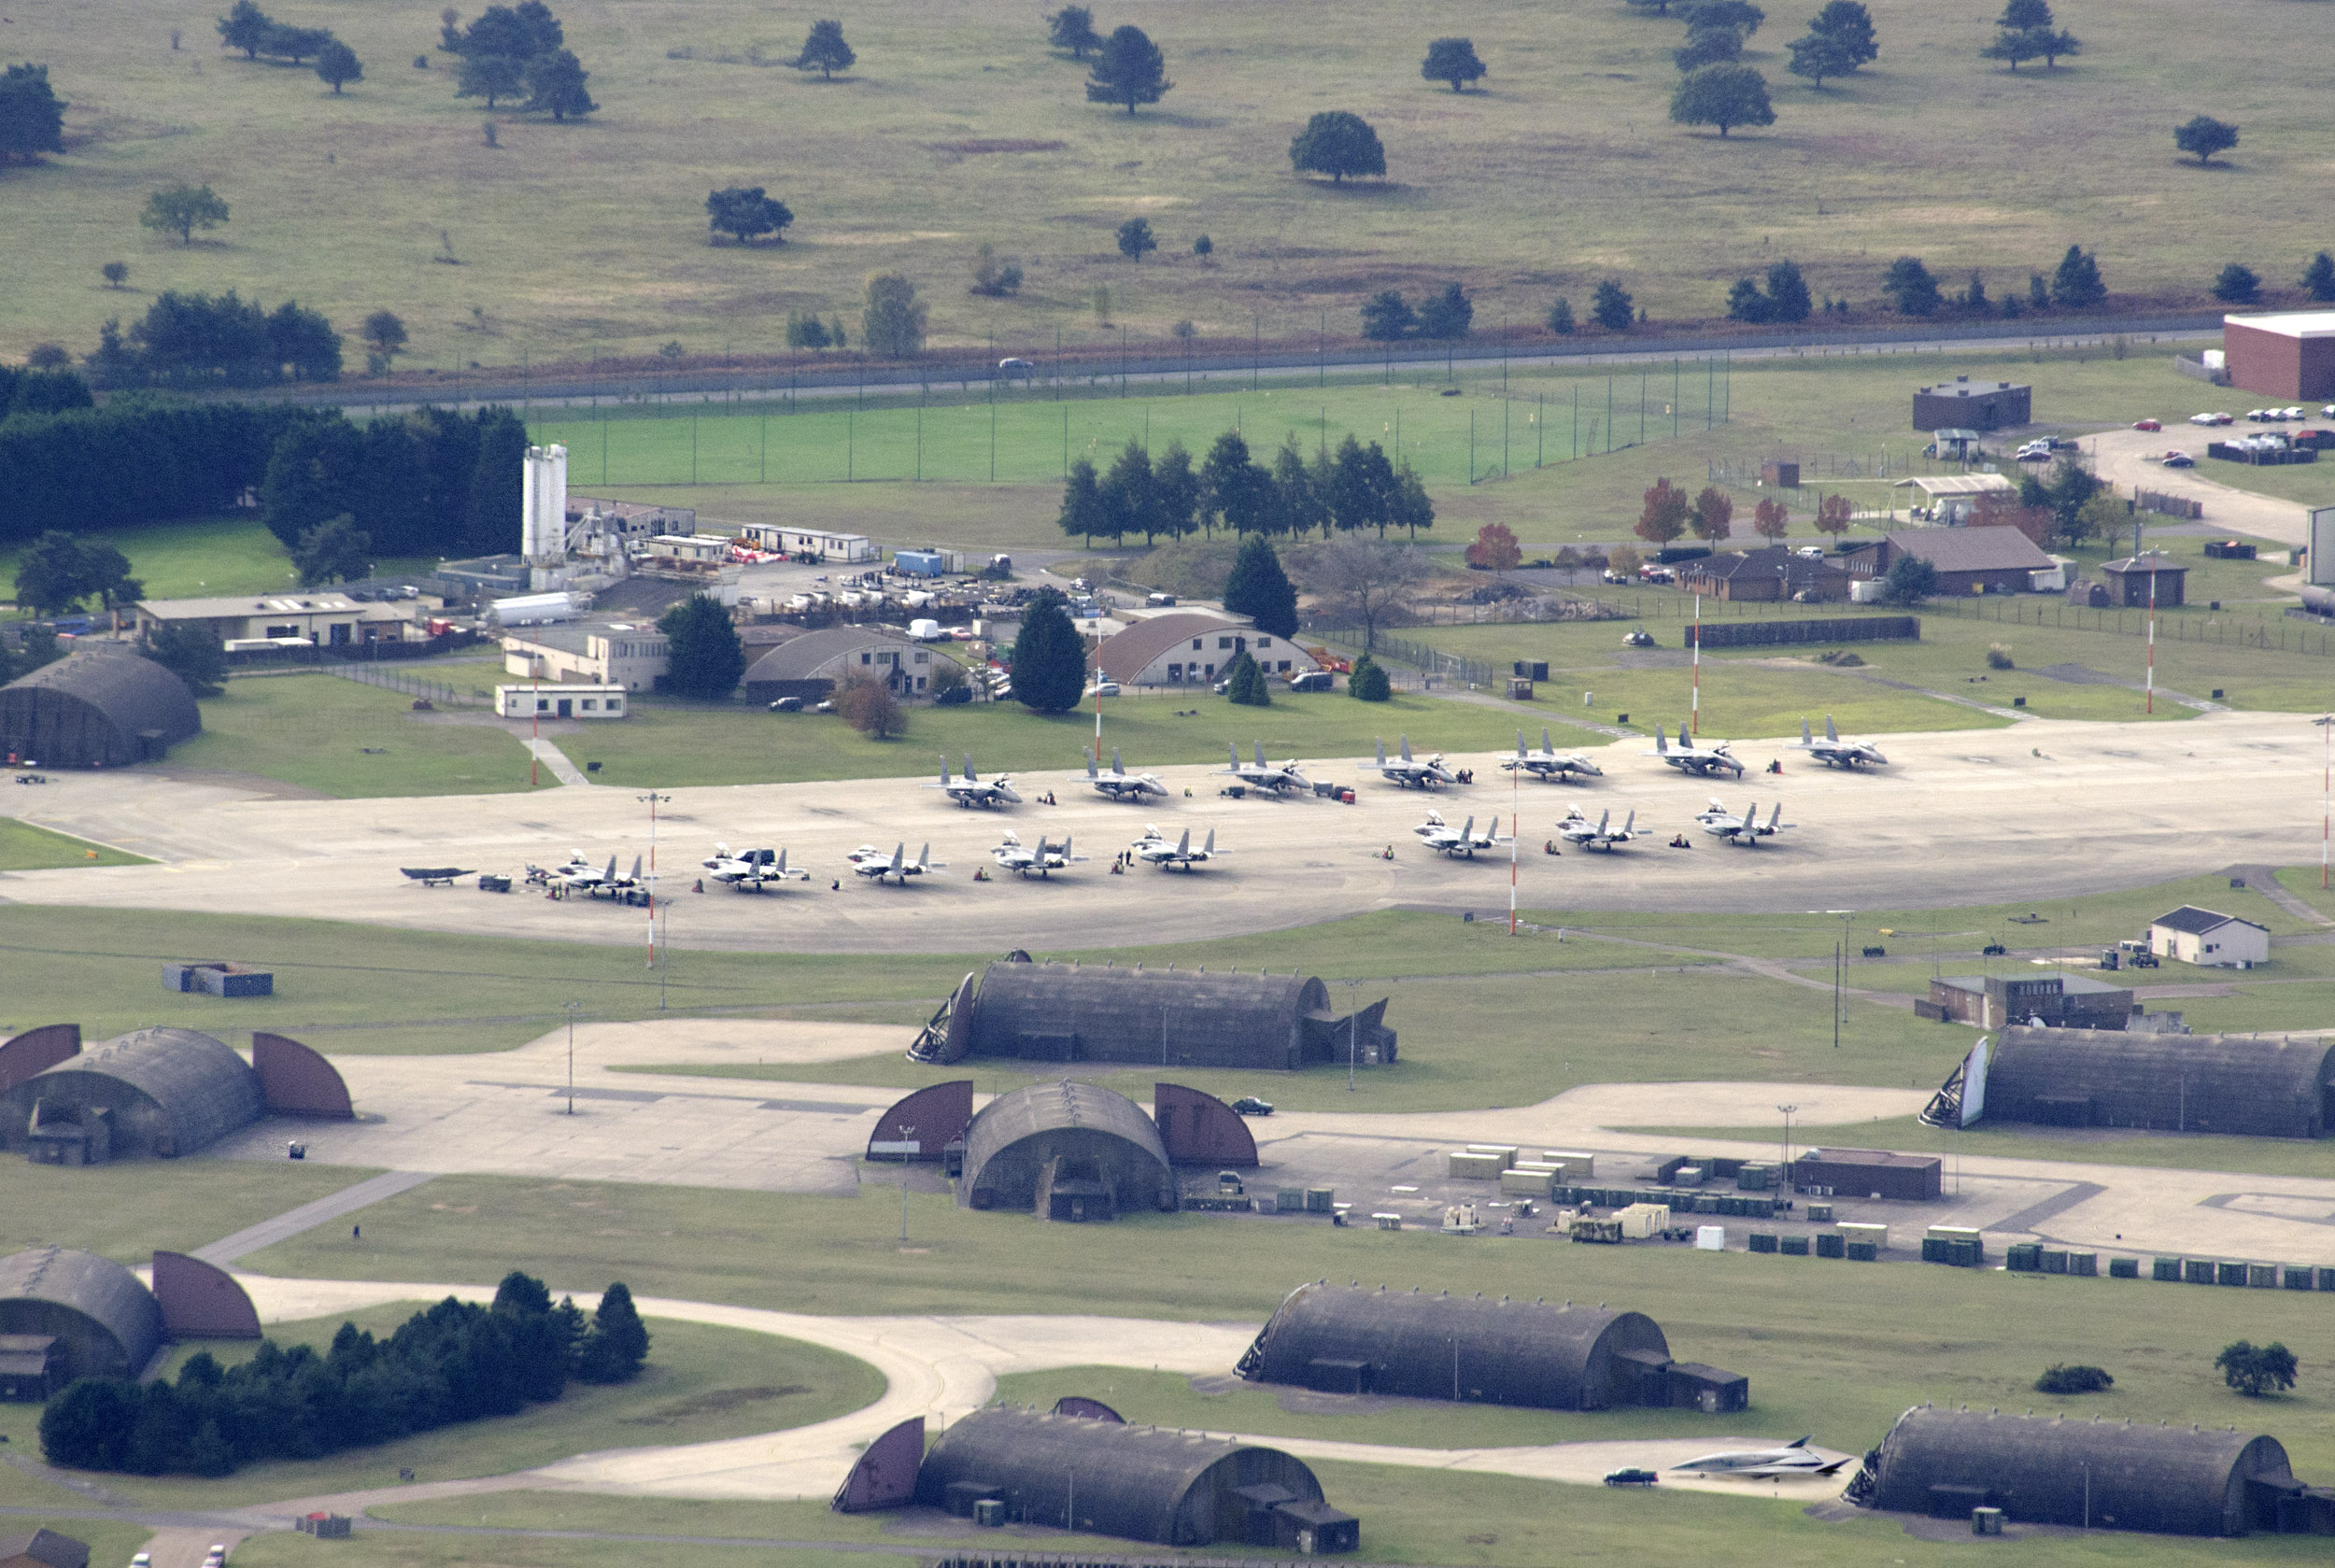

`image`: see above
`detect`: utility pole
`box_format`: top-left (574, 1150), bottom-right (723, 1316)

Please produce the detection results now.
top-left (1776, 1103), bottom-right (1797, 1169)
top-left (2317, 714), bottom-right (2333, 888)
top-left (564, 999), bottom-right (582, 1115)
top-left (638, 792), bottom-right (669, 968)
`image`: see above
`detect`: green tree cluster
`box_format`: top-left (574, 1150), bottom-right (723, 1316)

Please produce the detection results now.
top-left (1115, 217), bottom-right (1157, 261)
top-left (2017, 457), bottom-right (2104, 544)
top-left (12, 530), bottom-right (139, 617)
top-left (2212, 263), bottom-right (2259, 304)
top-left (446, 3), bottom-right (592, 117)
top-left (1786, 0), bottom-right (1876, 87)
top-left (1222, 649), bottom-right (1269, 706)
top-left (1591, 280), bottom-right (1635, 331)
top-left (1047, 7), bottom-right (1102, 58)
top-left (1879, 554), bottom-right (1938, 604)
top-left (657, 593), bottom-right (747, 700)
top-left (139, 183), bottom-right (232, 247)
top-left (0, 402), bottom-right (299, 545)
top-left (1670, 63), bottom-right (1775, 136)
top-left (0, 62), bottom-right (67, 164)
top-left (258, 404), bottom-right (527, 558)
top-left (215, 1), bottom-right (337, 67)
top-left (1725, 259), bottom-right (1812, 322)
top-left (1981, 0), bottom-right (2078, 70)
top-left (1881, 256), bottom-right (1941, 317)
top-left (2303, 252), bottom-right (2335, 304)
top-left (0, 362), bottom-right (92, 418)
top-left (292, 514), bottom-right (372, 586)
top-left (2215, 1341), bottom-right (2298, 1397)
top-left (1360, 283), bottom-right (1469, 341)
top-left (1348, 653), bottom-right (1391, 701)
top-left (140, 622), bottom-right (228, 698)
top-left (1063, 430), bottom-right (1426, 545)
top-left (84, 290), bottom-right (338, 388)
top-left (707, 188), bottom-right (794, 246)
top-left (860, 274), bottom-right (927, 357)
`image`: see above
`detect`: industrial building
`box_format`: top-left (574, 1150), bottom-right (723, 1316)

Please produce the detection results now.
top-left (911, 1406), bottom-right (1357, 1551)
top-left (1911, 376), bottom-right (2032, 431)
top-left (1674, 547), bottom-right (1849, 602)
top-left (732, 524), bottom-right (878, 563)
top-left (1791, 1147), bottom-right (1942, 1200)
top-left (2150, 906), bottom-right (2269, 968)
top-left (910, 961), bottom-right (1394, 1071)
top-left (2222, 312), bottom-right (2335, 401)
top-left (1926, 1025), bottom-right (2335, 1137)
top-left (1861, 1405), bottom-right (2332, 1536)
top-left (127, 593), bottom-right (420, 649)
top-left (1918, 972), bottom-right (2137, 1029)
top-left (491, 683), bottom-right (629, 720)
top-left (0, 650), bottom-right (201, 768)
top-left (2101, 552), bottom-right (2189, 608)
top-left (1838, 528), bottom-right (2060, 596)
top-left (0, 1026), bottom-right (352, 1164)
top-left (501, 625), bottom-right (672, 692)
top-left (1094, 613), bottom-right (1323, 688)
top-left (1889, 473), bottom-right (2019, 525)
top-left (568, 498), bottom-right (697, 540)
top-left (956, 1081), bottom-right (1177, 1220)
top-left (1237, 1283), bottom-right (1748, 1412)
top-left (741, 627), bottom-right (964, 706)
top-left (0, 1248), bottom-right (163, 1388)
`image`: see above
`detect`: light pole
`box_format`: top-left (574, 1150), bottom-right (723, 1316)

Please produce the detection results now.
top-left (1776, 1103), bottom-right (1798, 1170)
top-left (1342, 978), bottom-right (1361, 1092)
top-left (564, 998), bottom-right (582, 1115)
top-left (1825, 910), bottom-right (1853, 1049)
top-left (637, 792), bottom-right (670, 969)
top-left (899, 1124), bottom-right (915, 1242)
top-left (2317, 714), bottom-right (2333, 889)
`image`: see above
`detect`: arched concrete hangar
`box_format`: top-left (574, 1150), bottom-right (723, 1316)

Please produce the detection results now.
top-left (1861, 1406), bottom-right (2335, 1536)
top-left (0, 1026), bottom-right (352, 1164)
top-left (1926, 1027), bottom-right (2335, 1137)
top-left (957, 1081), bottom-right (1175, 1221)
top-left (0, 1248), bottom-right (163, 1389)
top-left (0, 649), bottom-right (200, 768)
top-left (1236, 1282), bottom-right (1748, 1412)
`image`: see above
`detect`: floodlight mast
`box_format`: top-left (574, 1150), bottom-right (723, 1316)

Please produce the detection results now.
top-left (2317, 713), bottom-right (2333, 889)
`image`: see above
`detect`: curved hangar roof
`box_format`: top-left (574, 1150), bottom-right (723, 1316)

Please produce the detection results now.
top-left (964, 961), bottom-right (1384, 1071)
top-left (0, 649), bottom-right (200, 768)
top-left (1868, 1405), bottom-right (2298, 1536)
top-left (1237, 1282), bottom-right (1674, 1409)
top-left (915, 1406), bottom-right (1335, 1547)
top-left (1985, 1026), bottom-right (2335, 1138)
top-left (4, 1028), bottom-right (264, 1158)
top-left (958, 1080), bottom-right (1175, 1217)
top-left (0, 1246), bottom-right (163, 1381)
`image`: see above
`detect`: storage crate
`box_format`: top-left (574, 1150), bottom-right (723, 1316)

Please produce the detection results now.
top-left (1736, 1164), bottom-right (1771, 1192)
top-left (2216, 1262), bottom-right (2249, 1287)
top-left (1949, 1239), bottom-right (1983, 1267)
top-left (1543, 1151), bottom-right (1597, 1178)
top-left (1839, 1222), bottom-right (1888, 1252)
top-left (2040, 1250), bottom-right (2068, 1275)
top-left (2069, 1252), bottom-right (2097, 1278)
top-left (1780, 1235), bottom-right (1810, 1256)
top-left (1306, 1187), bottom-right (1335, 1213)
top-left (1466, 1144), bottom-right (1520, 1168)
top-left (2155, 1257), bottom-right (2184, 1282)
top-left (2007, 1243), bottom-right (2043, 1273)
top-left (2109, 1257), bottom-right (2140, 1279)
top-left (1748, 1232), bottom-right (1778, 1254)
top-left (1447, 1151), bottom-right (1504, 1180)
top-left (1816, 1233), bottom-right (1847, 1260)
top-left (2248, 1263), bottom-right (2279, 1288)
top-left (2184, 1260), bottom-right (2215, 1284)
top-left (1806, 1203), bottom-right (1834, 1223)
top-left (1846, 1240), bottom-right (1878, 1263)
top-left (2284, 1266), bottom-right (2314, 1290)
top-left (2320, 1266), bottom-right (2335, 1292)
top-left (1500, 1169), bottom-right (1554, 1198)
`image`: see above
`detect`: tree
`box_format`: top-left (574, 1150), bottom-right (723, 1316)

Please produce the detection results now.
top-left (1422, 36), bottom-right (1486, 92)
top-left (1011, 590), bottom-right (1087, 713)
top-left (706, 187), bottom-right (791, 246)
top-left (1815, 492), bottom-right (1853, 535)
top-left (1416, 282), bottom-right (1472, 339)
top-left (1048, 6), bottom-right (1101, 58)
top-left (1193, 233), bottom-right (1212, 258)
top-left (1882, 255), bottom-right (1940, 317)
top-left (361, 310), bottom-right (408, 369)
top-left (1057, 459), bottom-right (1107, 544)
top-left (1289, 110), bottom-right (1385, 184)
top-left (1752, 495), bottom-right (1790, 539)
top-left (523, 49), bottom-right (594, 119)
top-left (13, 530), bottom-right (99, 615)
top-left (1360, 290), bottom-right (1415, 342)
top-left (1606, 544), bottom-right (1643, 576)
top-left (1786, 30), bottom-right (1857, 87)
top-left (453, 3), bottom-right (564, 63)
top-left (140, 183), bottom-right (230, 246)
top-left (1804, 0), bottom-right (1876, 64)
top-left (1592, 280), bottom-right (1634, 331)
top-left (1681, 0), bottom-right (1765, 33)
top-left (785, 312), bottom-right (831, 349)
top-left (1085, 24), bottom-right (1168, 113)
top-left (0, 63), bottom-right (67, 164)
top-left (792, 19), bottom-right (854, 78)
top-left (1223, 649), bottom-right (1269, 706)
top-left (656, 593), bottom-right (745, 700)
top-left (456, 52), bottom-right (523, 106)
top-left (2302, 252), bottom-right (2335, 304)
top-left (218, 0), bottom-right (273, 59)
top-left (1099, 439), bottom-right (1156, 545)
top-left (2175, 115), bottom-right (2238, 166)
top-left (1880, 555), bottom-right (1937, 604)
top-left (1547, 297), bottom-right (1575, 334)
top-left (315, 39), bottom-right (361, 92)
top-left (1329, 436), bottom-right (1396, 536)
top-left (292, 513), bottom-right (371, 586)
top-left (969, 241), bottom-right (1020, 295)
top-left (2034, 1364), bottom-right (2114, 1395)
top-left (1301, 538), bottom-right (1427, 651)
top-left (1763, 260), bottom-right (1812, 322)
top-left (1726, 277), bottom-right (1771, 323)
top-left (860, 273), bottom-right (926, 358)
top-left (1115, 217), bottom-right (1157, 261)
top-left (2051, 244), bottom-right (2105, 308)
top-left (140, 623), bottom-right (226, 699)
top-left (1348, 654), bottom-right (1391, 701)
top-left (1671, 64), bottom-right (1774, 136)
top-left (1270, 436), bottom-right (1325, 538)
top-left (1691, 486), bottom-right (1734, 541)
top-left (1676, 26), bottom-right (1744, 71)
top-left (833, 672), bottom-right (904, 737)
top-left (1153, 441), bottom-right (1199, 544)
top-left (1636, 477), bottom-right (1691, 545)
top-left (259, 24), bottom-right (333, 64)
top-left (1224, 534), bottom-right (1298, 636)
top-left (1466, 522), bottom-right (1521, 572)
top-left (1390, 460), bottom-right (1434, 540)
top-left (1984, 0), bottom-right (2075, 70)
top-left (1199, 431), bottom-right (1269, 536)
top-left (2216, 1341), bottom-right (2298, 1398)
top-left (102, 261), bottom-right (128, 289)
top-left (2213, 263), bottom-right (2260, 304)
top-left (575, 1283), bottom-right (651, 1384)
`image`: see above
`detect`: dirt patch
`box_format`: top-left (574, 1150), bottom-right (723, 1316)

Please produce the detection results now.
top-left (620, 1384), bottom-right (809, 1426)
top-left (927, 139), bottom-right (1067, 155)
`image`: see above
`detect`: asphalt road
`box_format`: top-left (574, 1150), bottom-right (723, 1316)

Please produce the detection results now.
top-left (2083, 425), bottom-right (2314, 546)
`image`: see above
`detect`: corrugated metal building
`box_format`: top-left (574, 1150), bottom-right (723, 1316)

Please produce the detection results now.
top-left (914, 1406), bottom-right (1356, 1551)
top-left (0, 651), bottom-right (200, 768)
top-left (1236, 1282), bottom-right (1747, 1412)
top-left (1911, 377), bottom-right (2031, 431)
top-left (1792, 1147), bottom-right (1942, 1200)
top-left (957, 1081), bottom-right (1177, 1220)
top-left (0, 1028), bottom-right (264, 1161)
top-left (1978, 1025), bottom-right (2335, 1137)
top-left (741, 627), bottom-right (963, 705)
top-left (1920, 973), bottom-right (2137, 1029)
top-left (1863, 1405), bottom-right (2316, 1535)
top-left (0, 1247), bottom-right (163, 1385)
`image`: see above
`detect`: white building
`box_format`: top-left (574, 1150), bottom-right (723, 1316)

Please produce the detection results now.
top-left (733, 524), bottom-right (878, 564)
top-left (492, 683), bottom-right (629, 720)
top-left (1093, 611), bottom-right (1323, 688)
top-left (502, 624), bottom-right (671, 691)
top-left (131, 593), bottom-right (421, 649)
top-left (2149, 906), bottom-right (2270, 968)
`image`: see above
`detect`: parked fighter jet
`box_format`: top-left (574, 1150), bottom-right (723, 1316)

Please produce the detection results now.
top-left (1796, 715), bottom-right (1889, 770)
top-left (1130, 825), bottom-right (1218, 870)
top-left (1083, 747), bottom-right (1169, 802)
top-left (1694, 799), bottom-right (1788, 845)
top-left (702, 844), bottom-right (810, 891)
top-left (557, 854), bottom-right (621, 894)
top-left (925, 755), bottom-right (1021, 808)
top-left (846, 842), bottom-right (946, 883)
top-left (1647, 724), bottom-right (1747, 779)
top-left (576, 855), bottom-right (651, 903)
top-left (1670, 1437), bottom-right (1848, 1480)
top-left (990, 831), bottom-right (1085, 878)
top-left (1219, 742), bottom-right (1310, 794)
top-left (1413, 811), bottom-right (1509, 859)
top-left (1369, 736), bottom-right (1458, 788)
top-left (399, 867), bottom-right (474, 886)
top-left (1501, 728), bottom-right (1603, 784)
top-left (1554, 807), bottom-right (1639, 852)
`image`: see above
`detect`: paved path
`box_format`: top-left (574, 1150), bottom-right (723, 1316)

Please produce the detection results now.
top-left (523, 738), bottom-right (591, 787)
top-left (2084, 427), bottom-right (2314, 545)
top-left (190, 1171), bottom-right (438, 1265)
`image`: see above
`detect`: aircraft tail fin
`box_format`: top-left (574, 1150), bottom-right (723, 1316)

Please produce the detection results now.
top-left (1376, 738), bottom-right (1388, 765)
top-left (1596, 809), bottom-right (1610, 833)
top-left (1087, 753), bottom-right (1098, 778)
top-left (1202, 828), bottom-right (1214, 855)
top-left (1176, 828), bottom-right (1191, 855)
top-left (1460, 816), bottom-right (1474, 841)
top-left (1654, 729), bottom-right (1669, 754)
top-left (1254, 741), bottom-right (1267, 769)
top-left (1230, 742), bottom-right (1241, 768)
top-left (1769, 803), bottom-right (1783, 830)
top-left (603, 854), bottom-right (616, 878)
top-left (1621, 809), bottom-right (1634, 834)
top-left (1826, 715), bottom-right (1840, 742)
top-left (1802, 717), bottom-right (1812, 745)
top-left (1400, 735), bottom-right (1414, 762)
top-left (629, 855), bottom-right (642, 881)
top-left (964, 754), bottom-right (978, 781)
top-left (776, 850), bottom-right (787, 876)
top-left (1517, 728), bottom-right (1527, 756)
top-left (1679, 722), bottom-right (1691, 746)
top-left (939, 755), bottom-right (951, 784)
top-left (916, 842), bottom-right (929, 869)
top-left (1787, 1436), bottom-right (1811, 1449)
top-left (1542, 727), bottom-right (1553, 753)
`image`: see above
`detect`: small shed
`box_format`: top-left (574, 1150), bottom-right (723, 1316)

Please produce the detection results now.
top-left (1791, 1147), bottom-right (1941, 1201)
top-left (1912, 376), bottom-right (2031, 431)
top-left (0, 1529), bottom-right (88, 1568)
top-left (2102, 552), bottom-right (2189, 608)
top-left (1760, 459), bottom-right (1800, 488)
top-left (2150, 906), bottom-right (2268, 968)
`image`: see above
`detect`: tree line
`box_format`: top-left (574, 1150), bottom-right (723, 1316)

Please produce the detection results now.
top-left (0, 399), bottom-right (296, 546)
top-left (40, 1272), bottom-right (647, 1476)
top-left (1057, 430), bottom-right (1432, 546)
top-left (86, 289), bottom-right (342, 388)
top-left (259, 403), bottom-right (528, 561)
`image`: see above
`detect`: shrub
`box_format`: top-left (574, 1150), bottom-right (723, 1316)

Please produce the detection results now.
top-left (2034, 1363), bottom-right (2111, 1394)
top-left (1223, 649), bottom-right (1269, 706)
top-left (1986, 643), bottom-right (2015, 670)
top-left (2216, 1340), bottom-right (2298, 1397)
top-left (834, 673), bottom-right (904, 737)
top-left (1348, 654), bottom-right (1390, 701)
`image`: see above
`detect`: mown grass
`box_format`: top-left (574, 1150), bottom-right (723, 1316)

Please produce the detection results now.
top-left (0, 1156), bottom-right (369, 1267)
top-left (0, 817), bottom-right (151, 869)
top-left (163, 674), bottom-right (558, 797)
top-left (0, 516), bottom-right (440, 612)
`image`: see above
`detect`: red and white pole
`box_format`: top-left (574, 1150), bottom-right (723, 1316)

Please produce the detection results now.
top-left (1508, 753), bottom-right (1520, 938)
top-left (1691, 593), bottom-right (1702, 735)
top-left (2320, 714), bottom-right (2332, 890)
top-left (2144, 562), bottom-right (2157, 715)
top-left (530, 664), bottom-right (540, 787)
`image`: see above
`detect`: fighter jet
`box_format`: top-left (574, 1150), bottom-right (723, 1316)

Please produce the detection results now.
top-left (1368, 736), bottom-right (1458, 789)
top-left (1695, 799), bottom-right (1788, 846)
top-left (1796, 715), bottom-right (1889, 770)
top-left (925, 755), bottom-right (1022, 809)
top-left (1413, 811), bottom-right (1509, 859)
top-left (701, 844), bottom-right (810, 891)
top-left (1647, 723), bottom-right (1747, 779)
top-left (846, 842), bottom-right (946, 884)
top-left (398, 867), bottom-right (474, 887)
top-left (1129, 825), bottom-right (1218, 870)
top-left (1670, 1437), bottom-right (1849, 1481)
top-left (1083, 747), bottom-right (1169, 802)
top-left (1554, 807), bottom-right (1639, 852)
top-left (1219, 742), bottom-right (1310, 794)
top-left (1501, 728), bottom-right (1603, 785)
top-left (991, 831), bottom-right (1085, 878)
top-left (578, 855), bottom-right (651, 903)
top-left (558, 854), bottom-right (621, 894)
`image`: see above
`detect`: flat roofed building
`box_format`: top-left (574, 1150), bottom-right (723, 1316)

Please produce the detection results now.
top-left (1912, 377), bottom-right (2032, 431)
top-left (1095, 612), bottom-right (1322, 687)
top-left (1791, 1146), bottom-right (1942, 1200)
top-left (492, 683), bottom-right (628, 719)
top-left (2223, 312), bottom-right (2335, 400)
top-left (2150, 905), bottom-right (2267, 967)
top-left (1924, 972), bottom-right (2137, 1030)
top-left (129, 593), bottom-right (417, 648)
top-left (734, 524), bottom-right (879, 563)
top-left (501, 625), bottom-right (671, 691)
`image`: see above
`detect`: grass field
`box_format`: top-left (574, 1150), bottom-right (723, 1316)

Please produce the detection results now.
top-left (0, 817), bottom-right (150, 869)
top-left (0, 516), bottom-right (440, 613)
top-left (237, 1530), bottom-right (877, 1568)
top-left (163, 675), bottom-right (558, 797)
top-left (0, 1156), bottom-right (369, 1266)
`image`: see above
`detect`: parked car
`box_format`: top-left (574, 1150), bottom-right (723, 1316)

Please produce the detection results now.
top-left (1086, 681), bottom-right (1121, 698)
top-left (2048, 436), bottom-right (2081, 450)
top-left (1289, 670), bottom-right (1335, 692)
top-left (1231, 1096), bottom-right (1274, 1117)
top-left (2285, 406), bottom-right (2306, 420)
top-left (768, 696), bottom-right (803, 713)
top-left (2015, 441), bottom-right (2053, 461)
top-left (1602, 569), bottom-right (1630, 584)
top-left (997, 357), bottom-right (1036, 377)
top-left (2161, 451), bottom-right (2195, 468)
top-left (2131, 417), bottom-right (2161, 431)
top-left (1605, 1468), bottom-right (1661, 1487)
top-left (1795, 544), bottom-right (1826, 558)
top-left (1981, 942), bottom-right (2007, 956)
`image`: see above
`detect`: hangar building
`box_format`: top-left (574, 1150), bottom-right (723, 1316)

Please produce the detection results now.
top-left (910, 961), bottom-right (1394, 1070)
top-left (0, 1027), bottom-right (352, 1164)
top-left (913, 1406), bottom-right (1357, 1551)
top-left (1236, 1282), bottom-right (1748, 1412)
top-left (0, 650), bottom-right (200, 768)
top-left (957, 1081), bottom-right (1176, 1220)
top-left (1923, 1025), bottom-right (2335, 1137)
top-left (1860, 1405), bottom-right (2332, 1536)
top-left (0, 1248), bottom-right (163, 1388)
top-left (1094, 612), bottom-right (1323, 688)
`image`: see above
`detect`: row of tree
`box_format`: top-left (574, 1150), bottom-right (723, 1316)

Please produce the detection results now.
top-left (1058, 431), bottom-right (1433, 547)
top-left (40, 1272), bottom-right (647, 1476)
top-left (438, 2), bottom-right (596, 119)
top-left (216, 0), bottom-right (359, 89)
top-left (1880, 246), bottom-right (2103, 319)
top-left (86, 288), bottom-right (341, 388)
top-left (0, 399), bottom-right (298, 544)
top-left (0, 362), bottom-right (93, 419)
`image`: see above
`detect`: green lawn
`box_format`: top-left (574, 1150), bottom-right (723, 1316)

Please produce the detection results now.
top-left (0, 817), bottom-right (150, 870)
top-left (0, 516), bottom-right (441, 611)
top-left (236, 1531), bottom-right (877, 1568)
top-left (163, 674), bottom-right (559, 798)
top-left (0, 1156), bottom-right (370, 1268)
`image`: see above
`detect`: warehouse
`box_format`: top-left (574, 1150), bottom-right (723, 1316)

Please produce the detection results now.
top-left (913, 1406), bottom-right (1356, 1551)
top-left (742, 626), bottom-right (963, 706)
top-left (127, 592), bottom-right (418, 649)
top-left (1918, 972), bottom-right (2137, 1029)
top-left (2150, 905), bottom-right (2269, 968)
top-left (1912, 376), bottom-right (2032, 431)
top-left (0, 650), bottom-right (200, 768)
top-left (1839, 528), bottom-right (2060, 596)
top-left (2222, 312), bottom-right (2335, 401)
top-left (0, 1027), bottom-right (352, 1163)
top-left (1861, 1405), bottom-right (2330, 1535)
top-left (1236, 1282), bottom-right (1747, 1412)
top-left (0, 1247), bottom-right (163, 1389)
top-left (911, 961), bottom-right (1394, 1070)
top-left (1792, 1147), bottom-right (1942, 1200)
top-left (1940, 1025), bottom-right (2335, 1137)
top-left (491, 683), bottom-right (629, 720)
top-left (1094, 613), bottom-right (1323, 688)
top-left (956, 1081), bottom-right (1178, 1220)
